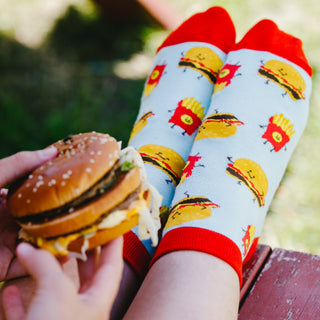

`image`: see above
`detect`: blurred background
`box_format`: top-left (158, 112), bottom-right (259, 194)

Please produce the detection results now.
top-left (0, 0), bottom-right (319, 254)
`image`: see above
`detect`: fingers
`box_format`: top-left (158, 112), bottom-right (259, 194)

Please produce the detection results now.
top-left (2, 285), bottom-right (26, 320)
top-left (15, 243), bottom-right (66, 289)
top-left (80, 237), bottom-right (124, 305)
top-left (5, 258), bottom-right (28, 281)
top-left (0, 147), bottom-right (57, 188)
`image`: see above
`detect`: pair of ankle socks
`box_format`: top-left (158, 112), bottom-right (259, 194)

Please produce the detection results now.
top-left (123, 7), bottom-right (236, 279)
top-left (153, 19), bottom-right (312, 283)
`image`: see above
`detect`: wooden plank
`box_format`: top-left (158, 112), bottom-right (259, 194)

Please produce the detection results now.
top-left (238, 248), bottom-right (320, 319)
top-left (240, 244), bottom-right (272, 305)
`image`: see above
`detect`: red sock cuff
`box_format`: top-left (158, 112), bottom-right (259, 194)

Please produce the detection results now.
top-left (157, 6), bottom-right (236, 54)
top-left (151, 227), bottom-right (243, 284)
top-left (123, 231), bottom-right (151, 280)
top-left (232, 19), bottom-right (312, 76)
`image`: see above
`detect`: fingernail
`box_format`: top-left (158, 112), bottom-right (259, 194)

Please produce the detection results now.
top-left (38, 146), bottom-right (58, 160)
top-left (16, 242), bottom-right (34, 257)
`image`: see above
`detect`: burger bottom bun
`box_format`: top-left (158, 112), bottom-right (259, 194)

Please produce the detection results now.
top-left (67, 214), bottom-right (139, 253)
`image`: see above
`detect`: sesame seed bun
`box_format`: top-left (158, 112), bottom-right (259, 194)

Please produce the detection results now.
top-left (8, 132), bottom-right (120, 217)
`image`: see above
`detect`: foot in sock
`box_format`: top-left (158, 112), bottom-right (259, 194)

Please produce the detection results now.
top-left (123, 6), bottom-right (236, 279)
top-left (154, 19), bottom-right (312, 283)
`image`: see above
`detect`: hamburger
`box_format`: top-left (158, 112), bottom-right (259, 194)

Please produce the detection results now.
top-left (138, 144), bottom-right (185, 186)
top-left (165, 196), bottom-right (219, 229)
top-left (258, 59), bottom-right (306, 100)
top-left (179, 46), bottom-right (223, 84)
top-left (7, 132), bottom-right (161, 258)
top-left (226, 158), bottom-right (268, 207)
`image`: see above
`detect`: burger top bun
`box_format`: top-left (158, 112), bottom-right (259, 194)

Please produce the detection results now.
top-left (8, 132), bottom-right (120, 217)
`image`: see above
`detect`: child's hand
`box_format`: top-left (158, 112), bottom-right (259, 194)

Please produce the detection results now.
top-left (2, 238), bottom-right (123, 320)
top-left (0, 148), bottom-right (57, 281)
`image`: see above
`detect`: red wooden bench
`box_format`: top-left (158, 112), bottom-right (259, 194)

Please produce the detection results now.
top-left (239, 244), bottom-right (320, 319)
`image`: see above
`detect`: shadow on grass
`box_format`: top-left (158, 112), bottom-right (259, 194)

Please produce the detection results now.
top-left (0, 5), bottom-right (156, 158)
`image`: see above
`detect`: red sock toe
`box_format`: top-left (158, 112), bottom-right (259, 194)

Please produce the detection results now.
top-left (157, 6), bottom-right (236, 54)
top-left (233, 19), bottom-right (312, 76)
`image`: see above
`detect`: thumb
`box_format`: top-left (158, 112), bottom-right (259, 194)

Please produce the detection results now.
top-left (0, 147), bottom-right (57, 188)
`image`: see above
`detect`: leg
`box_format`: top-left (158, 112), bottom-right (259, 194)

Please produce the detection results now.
top-left (124, 251), bottom-right (239, 320)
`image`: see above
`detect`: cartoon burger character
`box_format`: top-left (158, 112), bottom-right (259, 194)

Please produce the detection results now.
top-left (213, 63), bottom-right (241, 93)
top-left (178, 46), bottom-right (223, 84)
top-left (129, 111), bottom-right (155, 142)
top-left (258, 59), bottom-right (306, 100)
top-left (165, 196), bottom-right (219, 229)
top-left (169, 97), bottom-right (205, 136)
top-left (195, 113), bottom-right (244, 140)
top-left (226, 158), bottom-right (268, 207)
top-left (138, 144), bottom-right (185, 186)
top-left (262, 113), bottom-right (295, 152)
top-left (143, 64), bottom-right (166, 96)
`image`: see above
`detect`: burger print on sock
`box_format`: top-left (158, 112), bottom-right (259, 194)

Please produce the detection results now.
top-left (138, 144), bottom-right (185, 186)
top-left (261, 113), bottom-right (295, 152)
top-left (196, 112), bottom-right (244, 140)
top-left (226, 158), bottom-right (268, 207)
top-left (178, 47), bottom-right (223, 84)
top-left (258, 59), bottom-right (306, 100)
top-left (169, 97), bottom-right (206, 136)
top-left (165, 195), bottom-right (219, 229)
top-left (129, 111), bottom-right (155, 142)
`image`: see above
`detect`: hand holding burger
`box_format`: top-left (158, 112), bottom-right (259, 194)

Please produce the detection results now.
top-left (0, 146), bottom-right (58, 281)
top-left (2, 237), bottom-right (123, 320)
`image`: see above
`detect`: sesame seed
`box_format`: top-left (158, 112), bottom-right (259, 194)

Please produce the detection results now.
top-left (61, 181), bottom-right (66, 186)
top-left (67, 170), bottom-right (72, 175)
top-left (18, 193), bottom-right (22, 198)
top-left (109, 161), bottom-right (114, 166)
top-left (26, 183), bottom-right (30, 187)
top-left (68, 207), bottom-right (74, 213)
top-left (36, 181), bottom-right (44, 188)
top-left (97, 151), bottom-right (102, 155)
top-left (90, 151), bottom-right (95, 155)
top-left (33, 188), bottom-right (37, 192)
top-left (86, 168), bottom-right (92, 173)
top-left (28, 175), bottom-right (33, 179)
top-left (63, 173), bottom-right (69, 179)
top-left (90, 159), bottom-right (95, 163)
top-left (38, 175), bottom-right (43, 180)
top-left (100, 138), bottom-right (108, 144)
top-left (26, 199), bottom-right (31, 204)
